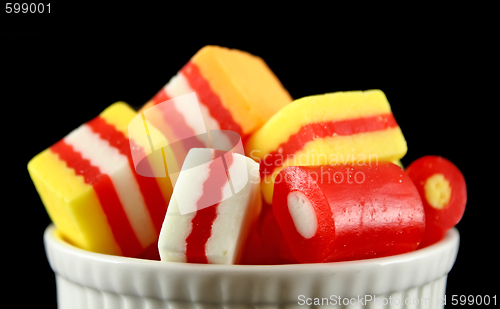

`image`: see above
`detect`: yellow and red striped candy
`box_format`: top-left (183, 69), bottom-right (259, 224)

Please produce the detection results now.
top-left (246, 90), bottom-right (408, 204)
top-left (141, 45), bottom-right (293, 141)
top-left (28, 102), bottom-right (172, 258)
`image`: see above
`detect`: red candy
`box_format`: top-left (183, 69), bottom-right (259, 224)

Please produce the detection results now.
top-left (405, 156), bottom-right (467, 248)
top-left (272, 163), bottom-right (425, 263)
top-left (246, 206), bottom-right (283, 264)
top-left (239, 203), bottom-right (297, 265)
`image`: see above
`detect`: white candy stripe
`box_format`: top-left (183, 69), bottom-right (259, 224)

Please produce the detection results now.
top-left (158, 194), bottom-right (196, 263)
top-left (158, 149), bottom-right (211, 262)
top-left (165, 72), bottom-right (233, 147)
top-left (205, 155), bottom-right (261, 264)
top-left (165, 73), bottom-right (219, 132)
top-left (164, 73), bottom-right (193, 101)
top-left (64, 125), bottom-right (157, 248)
top-left (287, 191), bottom-right (318, 239)
top-left (171, 93), bottom-right (208, 138)
top-left (205, 181), bottom-right (237, 264)
top-left (158, 150), bottom-right (261, 264)
top-left (225, 152), bottom-right (249, 196)
top-left (172, 156), bottom-right (211, 215)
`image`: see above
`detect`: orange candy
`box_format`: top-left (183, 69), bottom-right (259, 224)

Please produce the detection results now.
top-left (142, 46), bottom-right (292, 140)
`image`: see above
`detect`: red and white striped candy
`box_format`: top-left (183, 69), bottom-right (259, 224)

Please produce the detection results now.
top-left (137, 92), bottom-right (245, 188)
top-left (158, 148), bottom-right (261, 264)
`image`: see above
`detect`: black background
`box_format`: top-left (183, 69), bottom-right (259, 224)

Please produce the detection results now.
top-left (2, 5), bottom-right (496, 308)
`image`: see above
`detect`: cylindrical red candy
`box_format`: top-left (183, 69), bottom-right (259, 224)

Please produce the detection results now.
top-left (272, 163), bottom-right (425, 263)
top-left (405, 155), bottom-right (467, 248)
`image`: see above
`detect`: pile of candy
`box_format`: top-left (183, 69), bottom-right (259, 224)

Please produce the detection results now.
top-left (28, 46), bottom-right (467, 264)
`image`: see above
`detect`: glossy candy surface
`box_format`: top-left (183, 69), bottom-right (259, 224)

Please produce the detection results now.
top-left (405, 156), bottom-right (467, 248)
top-left (272, 163), bottom-right (425, 263)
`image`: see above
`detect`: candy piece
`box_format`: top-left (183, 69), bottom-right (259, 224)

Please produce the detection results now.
top-left (393, 160), bottom-right (404, 169)
top-left (28, 102), bottom-right (172, 258)
top-left (239, 203), bottom-right (298, 265)
top-left (141, 45), bottom-right (292, 140)
top-left (272, 163), bottom-right (425, 263)
top-left (158, 148), bottom-right (261, 264)
top-left (142, 93), bottom-right (211, 171)
top-left (137, 93), bottom-right (246, 189)
top-left (405, 156), bottom-right (467, 248)
top-left (246, 90), bottom-right (408, 204)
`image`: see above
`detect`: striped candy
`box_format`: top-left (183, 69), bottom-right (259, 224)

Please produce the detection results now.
top-left (28, 102), bottom-right (172, 258)
top-left (137, 93), bottom-right (245, 188)
top-left (246, 90), bottom-right (408, 204)
top-left (158, 148), bottom-right (261, 264)
top-left (141, 45), bottom-right (292, 141)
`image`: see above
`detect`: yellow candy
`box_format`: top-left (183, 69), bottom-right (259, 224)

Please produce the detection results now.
top-left (28, 102), bottom-right (172, 257)
top-left (245, 90), bottom-right (408, 204)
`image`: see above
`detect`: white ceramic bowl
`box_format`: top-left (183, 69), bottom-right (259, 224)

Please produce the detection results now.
top-left (44, 224), bottom-right (459, 308)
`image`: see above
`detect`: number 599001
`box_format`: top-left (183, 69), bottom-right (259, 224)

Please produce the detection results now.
top-left (5, 3), bottom-right (50, 13)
